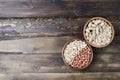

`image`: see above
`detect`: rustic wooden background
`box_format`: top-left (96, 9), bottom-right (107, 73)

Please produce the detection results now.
top-left (0, 0), bottom-right (119, 80)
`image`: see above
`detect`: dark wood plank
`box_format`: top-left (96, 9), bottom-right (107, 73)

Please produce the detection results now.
top-left (0, 17), bottom-right (118, 54)
top-left (0, 51), bottom-right (119, 73)
top-left (0, 0), bottom-right (119, 17)
top-left (0, 17), bottom-right (119, 40)
top-left (0, 37), bottom-right (73, 53)
top-left (0, 73), bottom-right (119, 80)
top-left (0, 36), bottom-right (119, 54)
top-left (0, 18), bottom-right (84, 38)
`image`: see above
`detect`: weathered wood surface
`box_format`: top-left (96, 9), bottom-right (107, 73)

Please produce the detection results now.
top-left (0, 0), bottom-right (119, 80)
top-left (0, 18), bottom-right (119, 80)
top-left (0, 17), bottom-right (119, 38)
top-left (0, 73), bottom-right (119, 80)
top-left (0, 37), bottom-right (71, 53)
top-left (0, 17), bottom-right (119, 53)
top-left (0, 0), bottom-right (119, 17)
top-left (0, 52), bottom-right (119, 73)
top-left (0, 36), bottom-right (119, 54)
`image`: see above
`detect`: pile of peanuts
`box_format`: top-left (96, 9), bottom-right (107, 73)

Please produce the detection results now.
top-left (63, 40), bottom-right (92, 69)
top-left (85, 19), bottom-right (112, 47)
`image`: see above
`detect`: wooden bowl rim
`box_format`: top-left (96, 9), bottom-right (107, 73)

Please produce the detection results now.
top-left (83, 17), bottom-right (115, 48)
top-left (62, 39), bottom-right (93, 70)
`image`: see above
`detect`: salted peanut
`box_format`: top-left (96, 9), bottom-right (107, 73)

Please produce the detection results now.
top-left (84, 17), bottom-right (114, 48)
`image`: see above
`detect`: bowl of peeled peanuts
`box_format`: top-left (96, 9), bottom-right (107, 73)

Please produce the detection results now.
top-left (83, 17), bottom-right (114, 48)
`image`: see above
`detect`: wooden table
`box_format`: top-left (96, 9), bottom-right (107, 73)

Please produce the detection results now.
top-left (0, 0), bottom-right (119, 80)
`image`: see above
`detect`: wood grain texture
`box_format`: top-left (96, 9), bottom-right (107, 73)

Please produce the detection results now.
top-left (0, 18), bottom-right (84, 38)
top-left (0, 52), bottom-right (119, 73)
top-left (0, 36), bottom-right (119, 54)
top-left (0, 17), bottom-right (119, 39)
top-left (0, 17), bottom-right (119, 54)
top-left (0, 73), bottom-right (119, 80)
top-left (0, 0), bottom-right (119, 17)
top-left (0, 37), bottom-right (73, 53)
top-left (0, 1), bottom-right (119, 79)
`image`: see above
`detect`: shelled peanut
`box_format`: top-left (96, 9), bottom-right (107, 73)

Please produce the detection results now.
top-left (63, 40), bottom-right (93, 69)
top-left (84, 17), bottom-right (114, 47)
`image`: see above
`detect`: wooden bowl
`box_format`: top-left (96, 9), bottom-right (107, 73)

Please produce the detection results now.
top-left (83, 17), bottom-right (115, 48)
top-left (62, 39), bottom-right (93, 70)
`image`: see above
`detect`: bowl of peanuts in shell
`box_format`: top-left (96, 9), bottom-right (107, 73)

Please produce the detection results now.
top-left (62, 39), bottom-right (93, 70)
top-left (83, 17), bottom-right (114, 48)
